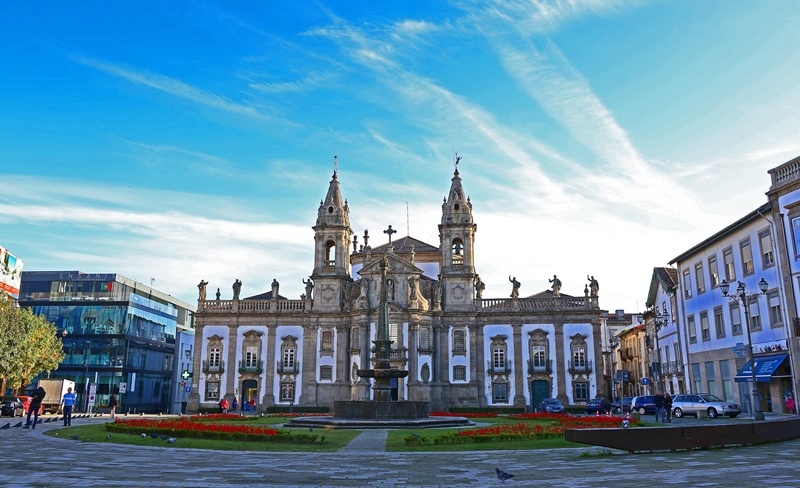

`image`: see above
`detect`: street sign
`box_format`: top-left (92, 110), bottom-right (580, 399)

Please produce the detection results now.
top-left (181, 370), bottom-right (192, 380)
top-left (641, 377), bottom-right (650, 385)
top-left (119, 382), bottom-right (127, 393)
top-left (185, 386), bottom-right (191, 393)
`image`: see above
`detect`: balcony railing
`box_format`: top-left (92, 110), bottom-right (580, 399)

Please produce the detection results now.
top-left (238, 360), bottom-right (263, 374)
top-left (202, 360), bottom-right (225, 374)
top-left (487, 360), bottom-right (512, 375)
top-left (568, 359), bottom-right (593, 374)
top-left (276, 361), bottom-right (300, 375)
top-left (528, 359), bottom-right (552, 374)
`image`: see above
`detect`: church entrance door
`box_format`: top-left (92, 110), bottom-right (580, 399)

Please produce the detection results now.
top-left (531, 380), bottom-right (549, 412)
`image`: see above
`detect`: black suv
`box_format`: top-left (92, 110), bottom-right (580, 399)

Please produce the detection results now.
top-left (631, 395), bottom-right (656, 414)
top-left (585, 397), bottom-right (612, 415)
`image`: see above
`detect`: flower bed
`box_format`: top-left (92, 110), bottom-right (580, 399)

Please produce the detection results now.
top-left (405, 413), bottom-right (642, 445)
top-left (106, 417), bottom-right (323, 444)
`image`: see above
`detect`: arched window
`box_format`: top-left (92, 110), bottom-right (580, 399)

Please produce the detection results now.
top-left (451, 238), bottom-right (464, 266)
top-left (320, 329), bottom-right (333, 353)
top-left (325, 240), bottom-right (336, 266)
top-left (452, 329), bottom-right (466, 355)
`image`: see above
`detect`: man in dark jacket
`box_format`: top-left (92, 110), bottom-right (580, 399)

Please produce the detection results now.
top-left (25, 387), bottom-right (46, 429)
top-left (654, 391), bottom-right (665, 423)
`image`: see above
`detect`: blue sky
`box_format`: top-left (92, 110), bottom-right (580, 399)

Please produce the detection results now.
top-left (1, 1), bottom-right (798, 311)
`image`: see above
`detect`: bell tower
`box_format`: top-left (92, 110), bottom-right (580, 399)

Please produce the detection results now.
top-left (438, 166), bottom-right (477, 309)
top-left (311, 161), bottom-right (353, 311)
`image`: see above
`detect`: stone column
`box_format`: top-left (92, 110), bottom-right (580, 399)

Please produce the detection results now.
top-left (262, 323), bottom-right (275, 407)
top-left (298, 323), bottom-right (318, 406)
top-left (226, 322), bottom-right (239, 402)
top-left (512, 323), bottom-right (526, 407)
top-left (554, 321), bottom-right (567, 404)
top-left (335, 323), bottom-right (349, 383)
top-left (475, 322), bottom-right (487, 406)
top-left (407, 321), bottom-right (419, 400)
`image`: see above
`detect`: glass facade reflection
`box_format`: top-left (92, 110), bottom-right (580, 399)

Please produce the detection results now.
top-left (20, 271), bottom-right (194, 413)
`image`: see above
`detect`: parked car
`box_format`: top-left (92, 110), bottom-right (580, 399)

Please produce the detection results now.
top-left (585, 397), bottom-right (612, 415)
top-left (611, 396), bottom-right (634, 414)
top-left (538, 398), bottom-right (565, 413)
top-left (631, 395), bottom-right (657, 414)
top-left (0, 396), bottom-right (26, 417)
top-left (671, 394), bottom-right (741, 418)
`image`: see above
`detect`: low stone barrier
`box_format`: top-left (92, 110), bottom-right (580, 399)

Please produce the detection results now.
top-left (565, 417), bottom-right (800, 453)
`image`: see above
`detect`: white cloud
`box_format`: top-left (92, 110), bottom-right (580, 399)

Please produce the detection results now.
top-left (71, 54), bottom-right (273, 121)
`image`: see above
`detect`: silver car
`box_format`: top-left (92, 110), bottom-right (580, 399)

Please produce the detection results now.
top-left (671, 393), bottom-right (741, 418)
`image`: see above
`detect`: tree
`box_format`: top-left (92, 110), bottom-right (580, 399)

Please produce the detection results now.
top-left (0, 296), bottom-right (65, 393)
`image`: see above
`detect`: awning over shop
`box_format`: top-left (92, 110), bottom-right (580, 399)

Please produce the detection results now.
top-left (734, 353), bottom-right (789, 382)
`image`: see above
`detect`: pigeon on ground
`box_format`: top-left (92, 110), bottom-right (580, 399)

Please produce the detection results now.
top-left (106, 435), bottom-right (111, 440)
top-left (140, 433), bottom-right (146, 438)
top-left (167, 438), bottom-right (176, 443)
top-left (70, 435), bottom-right (79, 440)
top-left (496, 468), bottom-right (514, 482)
top-left (151, 433), bottom-right (159, 438)
top-left (158, 434), bottom-right (168, 440)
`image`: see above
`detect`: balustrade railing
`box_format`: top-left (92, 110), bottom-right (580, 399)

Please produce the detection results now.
top-left (238, 360), bottom-right (263, 373)
top-left (198, 299), bottom-right (307, 313)
top-left (568, 359), bottom-right (593, 374)
top-left (478, 296), bottom-right (592, 311)
top-left (487, 360), bottom-right (512, 374)
top-left (276, 361), bottom-right (299, 375)
top-left (528, 359), bottom-right (552, 374)
top-left (770, 157), bottom-right (800, 189)
top-left (202, 360), bottom-right (225, 374)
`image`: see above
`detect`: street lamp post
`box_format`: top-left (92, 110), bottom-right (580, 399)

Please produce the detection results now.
top-left (721, 277), bottom-right (768, 421)
top-left (639, 309), bottom-right (669, 394)
top-left (610, 336), bottom-right (620, 413)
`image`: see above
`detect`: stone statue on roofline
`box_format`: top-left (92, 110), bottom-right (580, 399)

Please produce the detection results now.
top-left (587, 275), bottom-right (599, 297)
top-left (197, 280), bottom-right (208, 301)
top-left (509, 276), bottom-right (521, 298)
top-left (549, 275), bottom-right (562, 296)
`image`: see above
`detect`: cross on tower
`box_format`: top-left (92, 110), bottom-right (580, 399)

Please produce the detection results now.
top-left (383, 225), bottom-right (397, 243)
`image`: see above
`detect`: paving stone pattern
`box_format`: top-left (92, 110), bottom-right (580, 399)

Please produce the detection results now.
top-left (2, 415), bottom-right (800, 487)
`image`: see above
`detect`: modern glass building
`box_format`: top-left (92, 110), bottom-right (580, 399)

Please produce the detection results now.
top-left (19, 271), bottom-right (195, 413)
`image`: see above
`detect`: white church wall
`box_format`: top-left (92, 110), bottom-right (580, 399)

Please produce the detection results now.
top-left (562, 323), bottom-right (596, 404)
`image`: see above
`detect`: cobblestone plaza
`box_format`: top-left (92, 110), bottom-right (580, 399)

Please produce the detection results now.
top-left (2, 415), bottom-right (800, 487)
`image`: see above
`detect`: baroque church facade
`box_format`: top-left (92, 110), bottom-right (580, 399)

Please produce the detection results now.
top-left (188, 168), bottom-right (605, 412)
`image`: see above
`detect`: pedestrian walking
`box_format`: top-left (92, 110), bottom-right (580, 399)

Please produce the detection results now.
top-left (220, 398), bottom-right (229, 414)
top-left (25, 386), bottom-right (46, 429)
top-left (232, 398), bottom-right (238, 412)
top-left (108, 393), bottom-right (118, 418)
top-left (653, 391), bottom-right (665, 423)
top-left (785, 395), bottom-right (795, 414)
top-left (664, 393), bottom-right (673, 423)
top-left (62, 387), bottom-right (77, 426)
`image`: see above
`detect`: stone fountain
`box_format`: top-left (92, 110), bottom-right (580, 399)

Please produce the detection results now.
top-left (291, 258), bottom-right (470, 429)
